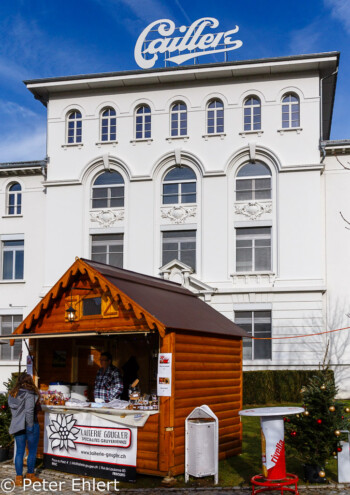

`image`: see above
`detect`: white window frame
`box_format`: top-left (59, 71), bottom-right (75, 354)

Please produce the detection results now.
top-left (91, 234), bottom-right (124, 268)
top-left (162, 230), bottom-right (196, 271)
top-left (236, 163), bottom-right (272, 201)
top-left (235, 227), bottom-right (271, 273)
top-left (282, 93), bottom-right (300, 129)
top-left (6, 182), bottom-right (22, 215)
top-left (0, 314), bottom-right (22, 361)
top-left (100, 107), bottom-right (117, 142)
top-left (243, 96), bottom-right (261, 131)
top-left (2, 239), bottom-right (24, 280)
top-left (135, 105), bottom-right (151, 140)
top-left (207, 99), bottom-right (224, 134)
top-left (91, 172), bottom-right (125, 209)
top-left (162, 167), bottom-right (196, 205)
top-left (235, 310), bottom-right (272, 360)
top-left (170, 102), bottom-right (187, 137)
top-left (66, 110), bottom-right (82, 144)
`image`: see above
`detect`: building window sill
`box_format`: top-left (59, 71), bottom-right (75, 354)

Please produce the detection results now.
top-left (232, 271), bottom-right (274, 276)
top-left (202, 133), bottom-right (226, 141)
top-left (231, 272), bottom-right (276, 287)
top-left (0, 279), bottom-right (25, 284)
top-left (166, 136), bottom-right (189, 142)
top-left (2, 215), bottom-right (23, 219)
top-left (95, 141), bottom-right (118, 147)
top-left (277, 127), bottom-right (303, 135)
top-left (239, 130), bottom-right (263, 137)
top-left (62, 143), bottom-right (84, 149)
top-left (130, 138), bottom-right (153, 145)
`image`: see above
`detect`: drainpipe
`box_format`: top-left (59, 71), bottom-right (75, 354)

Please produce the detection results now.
top-left (320, 68), bottom-right (338, 163)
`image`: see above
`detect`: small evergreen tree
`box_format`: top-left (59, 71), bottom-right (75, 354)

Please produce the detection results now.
top-left (0, 375), bottom-right (18, 449)
top-left (285, 370), bottom-right (350, 473)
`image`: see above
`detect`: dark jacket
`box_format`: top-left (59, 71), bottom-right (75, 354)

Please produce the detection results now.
top-left (8, 388), bottom-right (38, 435)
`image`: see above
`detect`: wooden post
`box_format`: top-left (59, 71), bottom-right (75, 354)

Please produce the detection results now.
top-left (158, 331), bottom-right (175, 474)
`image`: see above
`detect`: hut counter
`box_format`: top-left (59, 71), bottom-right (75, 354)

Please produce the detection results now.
top-left (42, 405), bottom-right (159, 482)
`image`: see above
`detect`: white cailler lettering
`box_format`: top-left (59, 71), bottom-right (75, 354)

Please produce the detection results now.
top-left (134, 17), bottom-right (243, 69)
top-left (134, 19), bottom-right (176, 69)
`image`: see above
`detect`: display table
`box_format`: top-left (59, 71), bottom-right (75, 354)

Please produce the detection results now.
top-left (239, 407), bottom-right (304, 494)
top-left (42, 405), bottom-right (159, 482)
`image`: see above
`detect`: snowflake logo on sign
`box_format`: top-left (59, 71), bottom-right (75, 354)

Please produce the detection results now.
top-left (48, 414), bottom-right (79, 451)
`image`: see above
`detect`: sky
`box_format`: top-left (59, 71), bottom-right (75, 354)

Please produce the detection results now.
top-left (0, 0), bottom-right (349, 162)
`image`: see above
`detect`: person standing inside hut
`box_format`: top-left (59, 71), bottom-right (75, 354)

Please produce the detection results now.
top-left (94, 351), bottom-right (123, 403)
top-left (8, 373), bottom-right (43, 487)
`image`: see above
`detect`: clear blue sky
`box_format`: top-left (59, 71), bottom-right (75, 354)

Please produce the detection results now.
top-left (0, 0), bottom-right (349, 162)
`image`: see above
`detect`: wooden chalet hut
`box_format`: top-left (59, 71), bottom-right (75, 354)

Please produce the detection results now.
top-left (8, 257), bottom-right (246, 478)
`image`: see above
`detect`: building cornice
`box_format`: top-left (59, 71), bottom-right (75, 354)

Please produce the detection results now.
top-left (0, 160), bottom-right (47, 177)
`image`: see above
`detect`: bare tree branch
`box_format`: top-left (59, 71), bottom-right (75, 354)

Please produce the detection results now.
top-left (336, 155), bottom-right (350, 170)
top-left (340, 211), bottom-right (350, 230)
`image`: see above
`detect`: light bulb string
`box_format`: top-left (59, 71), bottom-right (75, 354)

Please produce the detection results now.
top-left (244, 325), bottom-right (350, 340)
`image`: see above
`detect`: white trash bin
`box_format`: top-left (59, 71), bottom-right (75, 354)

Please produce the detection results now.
top-left (185, 405), bottom-right (219, 484)
top-left (338, 430), bottom-right (350, 483)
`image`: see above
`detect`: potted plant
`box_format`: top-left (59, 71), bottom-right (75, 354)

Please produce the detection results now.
top-left (285, 369), bottom-right (350, 483)
top-left (0, 375), bottom-right (17, 461)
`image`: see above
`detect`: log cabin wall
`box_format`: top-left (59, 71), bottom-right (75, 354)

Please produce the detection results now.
top-left (172, 331), bottom-right (243, 475)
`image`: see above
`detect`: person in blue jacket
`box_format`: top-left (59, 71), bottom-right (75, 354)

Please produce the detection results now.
top-left (8, 372), bottom-right (43, 487)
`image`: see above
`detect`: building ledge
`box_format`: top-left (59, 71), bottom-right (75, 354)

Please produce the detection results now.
top-left (277, 127), bottom-right (303, 135)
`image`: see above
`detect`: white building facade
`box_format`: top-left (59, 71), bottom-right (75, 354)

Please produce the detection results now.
top-left (2, 52), bottom-right (350, 396)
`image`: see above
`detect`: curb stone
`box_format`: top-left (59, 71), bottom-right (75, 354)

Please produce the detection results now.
top-left (1, 464), bottom-right (350, 494)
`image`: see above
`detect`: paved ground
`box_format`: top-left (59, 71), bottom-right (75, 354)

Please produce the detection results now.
top-left (1, 462), bottom-right (350, 495)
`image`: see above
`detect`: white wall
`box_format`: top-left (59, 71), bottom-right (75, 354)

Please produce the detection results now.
top-left (2, 62), bottom-right (346, 395)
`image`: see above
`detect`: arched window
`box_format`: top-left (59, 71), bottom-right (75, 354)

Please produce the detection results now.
top-left (282, 93), bottom-right (300, 128)
top-left (236, 162), bottom-right (271, 201)
top-left (207, 99), bottom-right (224, 134)
top-left (92, 171), bottom-right (124, 209)
top-left (67, 110), bottom-right (82, 144)
top-left (244, 96), bottom-right (261, 131)
top-left (171, 102), bottom-right (187, 137)
top-left (135, 105), bottom-right (151, 139)
top-left (100, 107), bottom-right (116, 141)
top-left (7, 182), bottom-right (22, 215)
top-left (162, 166), bottom-right (196, 205)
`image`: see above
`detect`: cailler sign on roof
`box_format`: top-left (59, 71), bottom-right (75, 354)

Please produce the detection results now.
top-left (134, 17), bottom-right (243, 69)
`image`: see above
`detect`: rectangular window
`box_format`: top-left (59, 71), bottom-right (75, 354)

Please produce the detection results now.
top-left (236, 178), bottom-right (271, 201)
top-left (91, 234), bottom-right (123, 268)
top-left (0, 315), bottom-right (22, 361)
top-left (235, 310), bottom-right (271, 360)
top-left (236, 228), bottom-right (271, 272)
top-left (2, 240), bottom-right (24, 280)
top-left (162, 230), bottom-right (196, 271)
top-left (82, 297), bottom-right (102, 316)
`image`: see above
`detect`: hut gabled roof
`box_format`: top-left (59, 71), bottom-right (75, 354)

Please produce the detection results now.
top-left (12, 258), bottom-right (246, 339)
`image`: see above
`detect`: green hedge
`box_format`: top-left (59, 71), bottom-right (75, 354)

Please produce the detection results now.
top-left (243, 370), bottom-right (335, 405)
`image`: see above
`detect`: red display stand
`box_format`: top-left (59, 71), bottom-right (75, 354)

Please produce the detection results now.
top-left (251, 473), bottom-right (299, 494)
top-left (239, 407), bottom-right (304, 495)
